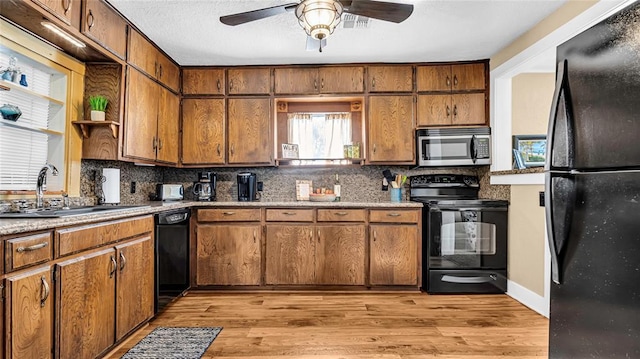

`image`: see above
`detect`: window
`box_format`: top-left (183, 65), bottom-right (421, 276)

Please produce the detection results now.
top-left (287, 112), bottom-right (352, 158)
top-left (0, 48), bottom-right (66, 191)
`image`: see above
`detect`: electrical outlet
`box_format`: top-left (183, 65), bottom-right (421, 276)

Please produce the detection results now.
top-left (131, 181), bottom-right (136, 194)
top-left (539, 191), bottom-right (545, 207)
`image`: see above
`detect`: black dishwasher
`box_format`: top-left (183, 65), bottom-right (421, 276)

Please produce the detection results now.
top-left (155, 208), bottom-right (190, 313)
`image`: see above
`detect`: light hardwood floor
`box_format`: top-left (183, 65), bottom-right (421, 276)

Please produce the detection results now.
top-left (106, 292), bottom-right (549, 358)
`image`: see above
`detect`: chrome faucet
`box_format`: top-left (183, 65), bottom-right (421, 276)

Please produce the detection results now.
top-left (36, 164), bottom-right (58, 209)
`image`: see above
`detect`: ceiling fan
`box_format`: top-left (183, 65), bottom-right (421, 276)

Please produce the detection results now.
top-left (220, 0), bottom-right (414, 52)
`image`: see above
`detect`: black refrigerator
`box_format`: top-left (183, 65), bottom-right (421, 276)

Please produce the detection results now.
top-left (546, 2), bottom-right (640, 358)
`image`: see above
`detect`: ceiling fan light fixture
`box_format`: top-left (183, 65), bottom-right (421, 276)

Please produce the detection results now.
top-left (296, 0), bottom-right (343, 40)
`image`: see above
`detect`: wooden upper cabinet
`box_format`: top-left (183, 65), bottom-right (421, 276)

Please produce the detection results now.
top-left (32, 0), bottom-right (81, 27)
top-left (228, 68), bottom-right (271, 95)
top-left (367, 95), bottom-right (415, 163)
top-left (124, 68), bottom-right (159, 161)
top-left (319, 66), bottom-right (364, 93)
top-left (181, 99), bottom-right (225, 165)
top-left (81, 0), bottom-right (127, 59)
top-left (367, 65), bottom-right (413, 92)
top-left (275, 66), bottom-right (364, 94)
top-left (417, 63), bottom-right (485, 92)
top-left (128, 29), bottom-right (180, 92)
top-left (183, 68), bottom-right (225, 95)
top-left (451, 93), bottom-right (486, 125)
top-left (6, 266), bottom-right (53, 359)
top-left (227, 98), bottom-right (272, 165)
top-left (156, 85), bottom-right (180, 164)
top-left (274, 68), bottom-right (318, 94)
top-left (417, 93), bottom-right (486, 126)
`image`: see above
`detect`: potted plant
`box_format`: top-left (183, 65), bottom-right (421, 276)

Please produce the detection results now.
top-left (89, 95), bottom-right (108, 121)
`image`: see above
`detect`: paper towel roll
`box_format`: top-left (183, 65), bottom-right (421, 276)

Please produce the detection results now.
top-left (102, 168), bottom-right (120, 204)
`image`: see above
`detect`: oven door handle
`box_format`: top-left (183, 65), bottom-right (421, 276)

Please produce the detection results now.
top-left (441, 274), bottom-right (497, 284)
top-left (430, 206), bottom-right (508, 212)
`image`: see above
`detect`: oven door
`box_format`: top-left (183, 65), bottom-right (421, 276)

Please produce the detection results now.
top-left (427, 204), bottom-right (507, 270)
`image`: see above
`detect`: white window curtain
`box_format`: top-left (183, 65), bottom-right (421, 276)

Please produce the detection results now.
top-left (288, 112), bottom-right (352, 158)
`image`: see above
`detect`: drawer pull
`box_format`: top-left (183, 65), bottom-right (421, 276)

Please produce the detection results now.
top-left (282, 211), bottom-right (296, 215)
top-left (109, 255), bottom-right (117, 278)
top-left (119, 252), bottom-right (127, 271)
top-left (87, 9), bottom-right (94, 29)
top-left (17, 242), bottom-right (49, 253)
top-left (40, 276), bottom-right (50, 307)
top-left (223, 211), bottom-right (236, 215)
top-left (387, 213), bottom-right (401, 217)
top-left (335, 212), bottom-right (348, 216)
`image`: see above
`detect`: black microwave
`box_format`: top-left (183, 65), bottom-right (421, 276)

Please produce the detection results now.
top-left (416, 128), bottom-right (491, 167)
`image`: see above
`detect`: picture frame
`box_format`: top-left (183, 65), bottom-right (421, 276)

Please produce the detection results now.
top-left (295, 180), bottom-right (312, 201)
top-left (512, 135), bottom-right (547, 168)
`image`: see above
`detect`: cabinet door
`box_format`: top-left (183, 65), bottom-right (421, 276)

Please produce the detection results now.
top-left (274, 68), bottom-right (318, 94)
top-left (156, 86), bottom-right (180, 164)
top-left (368, 65), bottom-right (413, 93)
top-left (417, 94), bottom-right (452, 126)
top-left (228, 98), bottom-right (272, 165)
top-left (183, 68), bottom-right (225, 95)
top-left (156, 54), bottom-right (180, 92)
top-left (127, 29), bottom-right (157, 79)
top-left (451, 63), bottom-right (485, 91)
top-left (319, 66), bottom-right (364, 93)
top-left (5, 266), bottom-right (52, 359)
top-left (452, 93), bottom-right (486, 125)
top-left (115, 236), bottom-right (154, 340)
top-left (367, 95), bottom-right (414, 163)
top-left (56, 248), bottom-right (115, 359)
top-left (228, 68), bottom-right (271, 95)
top-left (124, 68), bottom-right (159, 161)
top-left (196, 224), bottom-right (261, 285)
top-left (416, 65), bottom-right (452, 92)
top-left (32, 0), bottom-right (81, 27)
top-left (265, 225), bottom-right (315, 285)
top-left (316, 225), bottom-right (365, 285)
top-left (81, 0), bottom-right (127, 59)
top-left (181, 99), bottom-right (225, 165)
top-left (370, 225), bottom-right (418, 286)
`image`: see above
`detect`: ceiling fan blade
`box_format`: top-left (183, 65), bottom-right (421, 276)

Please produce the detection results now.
top-left (342, 0), bottom-right (413, 23)
top-left (220, 3), bottom-right (298, 26)
top-left (306, 36), bottom-right (327, 52)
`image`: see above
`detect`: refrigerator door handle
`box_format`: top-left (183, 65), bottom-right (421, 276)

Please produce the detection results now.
top-left (545, 172), bottom-right (561, 284)
top-left (545, 59), bottom-right (574, 171)
top-left (545, 172), bottom-right (576, 285)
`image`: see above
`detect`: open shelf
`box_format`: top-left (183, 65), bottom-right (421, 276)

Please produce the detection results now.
top-left (1, 80), bottom-right (64, 105)
top-left (0, 118), bottom-right (64, 136)
top-left (72, 120), bottom-right (119, 138)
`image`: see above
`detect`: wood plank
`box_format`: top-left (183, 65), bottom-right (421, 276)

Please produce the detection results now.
top-left (104, 292), bottom-right (548, 358)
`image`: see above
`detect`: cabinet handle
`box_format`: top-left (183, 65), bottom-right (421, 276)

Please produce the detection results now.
top-left (314, 79), bottom-right (317, 91)
top-left (282, 211), bottom-right (296, 215)
top-left (230, 144), bottom-right (235, 155)
top-left (152, 136), bottom-right (157, 150)
top-left (309, 230), bottom-right (313, 242)
top-left (63, 0), bottom-right (71, 14)
top-left (373, 143), bottom-right (377, 154)
top-left (158, 64), bottom-right (163, 78)
top-left (453, 75), bottom-right (458, 87)
top-left (446, 106), bottom-right (451, 117)
top-left (387, 213), bottom-right (401, 217)
top-left (40, 276), bottom-right (50, 307)
top-left (87, 9), bottom-right (94, 30)
top-left (154, 61), bottom-right (159, 77)
top-left (216, 79), bottom-right (221, 92)
top-left (253, 230), bottom-right (257, 243)
top-left (217, 143), bottom-right (221, 156)
top-left (317, 229), bottom-right (320, 243)
top-left (17, 242), bottom-right (48, 252)
top-left (446, 76), bottom-right (451, 87)
top-left (321, 78), bottom-right (324, 90)
top-left (119, 251), bottom-right (127, 271)
top-left (335, 212), bottom-right (348, 216)
top-left (223, 211), bottom-right (236, 215)
top-left (229, 80), bottom-right (233, 91)
top-left (109, 255), bottom-right (117, 278)
top-left (453, 105), bottom-right (458, 119)
top-left (158, 138), bottom-right (163, 150)
top-left (372, 77), bottom-right (376, 89)
top-left (373, 230), bottom-right (377, 241)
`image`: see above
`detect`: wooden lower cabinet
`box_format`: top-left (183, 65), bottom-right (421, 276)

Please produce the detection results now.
top-left (265, 225), bottom-right (315, 285)
top-left (56, 248), bottom-right (115, 359)
top-left (115, 236), bottom-right (154, 340)
top-left (196, 224), bottom-right (261, 285)
top-left (5, 266), bottom-right (53, 359)
top-left (315, 225), bottom-right (365, 285)
top-left (369, 224), bottom-right (418, 286)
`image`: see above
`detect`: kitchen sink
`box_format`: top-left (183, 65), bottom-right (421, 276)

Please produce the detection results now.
top-left (0, 205), bottom-right (149, 219)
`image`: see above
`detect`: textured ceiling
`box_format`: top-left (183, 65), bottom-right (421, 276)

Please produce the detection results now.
top-left (108, 0), bottom-right (567, 66)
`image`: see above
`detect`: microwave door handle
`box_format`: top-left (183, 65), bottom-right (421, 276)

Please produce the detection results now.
top-left (470, 135), bottom-right (477, 163)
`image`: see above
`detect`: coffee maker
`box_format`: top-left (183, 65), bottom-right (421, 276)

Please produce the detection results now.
top-left (193, 172), bottom-right (216, 201)
top-left (237, 172), bottom-right (257, 201)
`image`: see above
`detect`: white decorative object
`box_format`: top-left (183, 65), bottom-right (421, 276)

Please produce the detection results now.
top-left (282, 143), bottom-right (299, 159)
top-left (102, 168), bottom-right (120, 204)
top-left (91, 110), bottom-right (105, 121)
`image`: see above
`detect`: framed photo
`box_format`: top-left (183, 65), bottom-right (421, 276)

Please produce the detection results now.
top-left (512, 135), bottom-right (547, 168)
top-left (295, 180), bottom-right (312, 201)
top-left (281, 143), bottom-right (299, 159)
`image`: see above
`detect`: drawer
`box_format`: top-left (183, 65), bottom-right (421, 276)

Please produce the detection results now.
top-left (56, 215), bottom-right (153, 257)
top-left (266, 208), bottom-right (314, 222)
top-left (5, 232), bottom-right (53, 272)
top-left (197, 208), bottom-right (261, 222)
top-left (317, 209), bottom-right (366, 222)
top-left (370, 209), bottom-right (420, 224)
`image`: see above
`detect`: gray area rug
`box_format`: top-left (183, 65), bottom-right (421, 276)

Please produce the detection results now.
top-left (122, 327), bottom-right (222, 359)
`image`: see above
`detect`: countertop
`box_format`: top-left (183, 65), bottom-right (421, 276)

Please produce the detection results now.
top-left (0, 200), bottom-right (423, 236)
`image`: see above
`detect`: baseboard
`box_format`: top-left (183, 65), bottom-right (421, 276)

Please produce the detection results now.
top-left (507, 280), bottom-right (549, 318)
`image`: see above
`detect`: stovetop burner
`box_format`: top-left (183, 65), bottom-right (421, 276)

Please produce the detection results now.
top-left (409, 174), bottom-right (508, 207)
